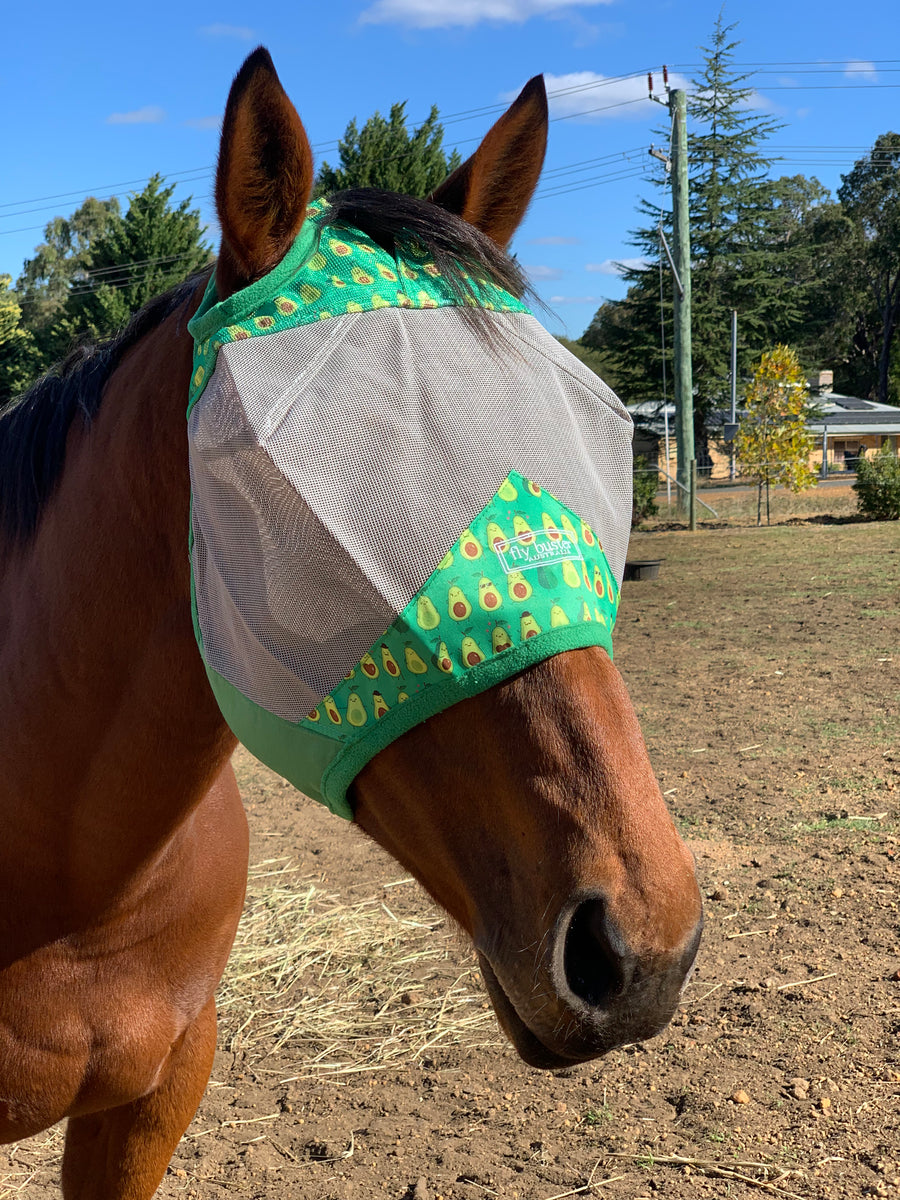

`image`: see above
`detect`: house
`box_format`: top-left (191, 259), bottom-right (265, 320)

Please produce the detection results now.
top-left (629, 371), bottom-right (900, 481)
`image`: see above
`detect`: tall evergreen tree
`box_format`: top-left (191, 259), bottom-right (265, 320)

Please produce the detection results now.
top-left (63, 175), bottom-right (211, 346)
top-left (582, 18), bottom-right (830, 459)
top-left (314, 102), bottom-right (461, 198)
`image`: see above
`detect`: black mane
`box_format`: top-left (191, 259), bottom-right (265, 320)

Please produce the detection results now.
top-left (325, 188), bottom-right (530, 304)
top-left (0, 277), bottom-right (201, 544)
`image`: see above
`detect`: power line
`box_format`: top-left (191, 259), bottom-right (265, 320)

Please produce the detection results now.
top-left (541, 147), bottom-right (647, 179)
top-left (0, 168), bottom-right (214, 214)
top-left (0, 96), bottom-right (656, 237)
top-left (4, 58), bottom-right (898, 227)
top-left (670, 58), bottom-right (900, 68)
top-left (1, 72), bottom-right (651, 219)
top-left (536, 167), bottom-right (652, 200)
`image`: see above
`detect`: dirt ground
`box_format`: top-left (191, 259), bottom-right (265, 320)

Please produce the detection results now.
top-left (4, 518), bottom-right (899, 1200)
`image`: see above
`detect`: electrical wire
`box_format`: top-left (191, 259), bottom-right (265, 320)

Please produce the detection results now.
top-left (3, 61), bottom-right (898, 232)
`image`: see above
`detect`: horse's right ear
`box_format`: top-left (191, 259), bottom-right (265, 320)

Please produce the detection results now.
top-left (215, 48), bottom-right (314, 298)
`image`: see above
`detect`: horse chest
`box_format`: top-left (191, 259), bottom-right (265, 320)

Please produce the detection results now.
top-left (0, 945), bottom-right (190, 1138)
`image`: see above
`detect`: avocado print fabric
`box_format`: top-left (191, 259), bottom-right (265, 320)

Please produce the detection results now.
top-left (188, 198), bottom-right (529, 405)
top-left (187, 199), bottom-right (633, 819)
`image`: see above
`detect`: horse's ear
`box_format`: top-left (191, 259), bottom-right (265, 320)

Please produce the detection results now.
top-left (428, 76), bottom-right (547, 248)
top-left (215, 47), bottom-right (314, 297)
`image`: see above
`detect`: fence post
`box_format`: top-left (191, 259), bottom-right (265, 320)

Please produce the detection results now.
top-left (689, 458), bottom-right (697, 531)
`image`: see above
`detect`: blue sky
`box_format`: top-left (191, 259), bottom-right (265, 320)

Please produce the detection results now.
top-left (3, 0), bottom-right (899, 340)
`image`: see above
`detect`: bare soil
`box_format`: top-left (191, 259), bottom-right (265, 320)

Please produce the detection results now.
top-left (5, 520), bottom-right (899, 1200)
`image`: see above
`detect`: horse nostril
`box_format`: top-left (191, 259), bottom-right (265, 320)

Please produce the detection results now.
top-left (562, 896), bottom-right (634, 1008)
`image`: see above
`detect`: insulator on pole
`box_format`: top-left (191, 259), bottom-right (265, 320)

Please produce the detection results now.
top-left (663, 64), bottom-right (669, 87)
top-left (647, 72), bottom-right (654, 97)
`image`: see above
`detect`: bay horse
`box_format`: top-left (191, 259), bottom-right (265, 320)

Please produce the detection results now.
top-left (0, 49), bottom-right (702, 1198)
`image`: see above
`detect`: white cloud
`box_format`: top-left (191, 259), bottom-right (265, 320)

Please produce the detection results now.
top-left (527, 235), bottom-right (581, 245)
top-left (106, 106), bottom-right (166, 125)
top-left (359, 0), bottom-right (612, 29)
top-left (530, 70), bottom-right (691, 122)
top-left (199, 23), bottom-right (256, 40)
top-left (525, 264), bottom-right (565, 280)
top-left (549, 295), bottom-right (602, 304)
top-left (184, 116), bottom-right (221, 130)
top-left (586, 257), bottom-right (648, 274)
top-left (846, 59), bottom-right (877, 80)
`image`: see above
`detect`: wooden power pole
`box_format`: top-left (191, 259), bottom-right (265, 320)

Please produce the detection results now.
top-left (650, 74), bottom-right (694, 518)
top-left (669, 89), bottom-right (694, 510)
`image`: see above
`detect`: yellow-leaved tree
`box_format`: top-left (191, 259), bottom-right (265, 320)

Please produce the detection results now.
top-left (0, 274), bottom-right (36, 407)
top-left (735, 344), bottom-right (817, 525)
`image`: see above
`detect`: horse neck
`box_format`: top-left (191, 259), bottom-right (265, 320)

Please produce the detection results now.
top-left (0, 294), bottom-right (235, 907)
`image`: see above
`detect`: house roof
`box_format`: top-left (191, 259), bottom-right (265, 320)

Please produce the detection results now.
top-left (806, 392), bottom-right (900, 435)
top-left (628, 393), bottom-right (900, 438)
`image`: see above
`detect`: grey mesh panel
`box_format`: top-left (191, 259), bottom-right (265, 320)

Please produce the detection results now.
top-left (189, 308), bottom-right (632, 722)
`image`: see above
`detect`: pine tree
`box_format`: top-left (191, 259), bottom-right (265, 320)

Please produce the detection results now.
top-left (581, 18), bottom-right (831, 462)
top-left (64, 175), bottom-right (211, 345)
top-left (314, 102), bottom-right (461, 198)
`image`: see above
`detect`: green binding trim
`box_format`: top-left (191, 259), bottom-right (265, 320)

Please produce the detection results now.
top-left (204, 663), bottom-right (351, 818)
top-left (321, 622), bottom-right (611, 813)
top-left (190, 471), bottom-right (620, 820)
top-left (188, 214), bottom-right (321, 347)
top-left (186, 197), bottom-right (530, 410)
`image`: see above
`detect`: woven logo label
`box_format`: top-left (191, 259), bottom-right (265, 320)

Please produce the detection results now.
top-left (494, 530), bottom-right (582, 575)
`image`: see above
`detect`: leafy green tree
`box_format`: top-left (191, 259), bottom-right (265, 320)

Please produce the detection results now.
top-left (780, 199), bottom-right (862, 392)
top-left (835, 133), bottom-right (900, 405)
top-left (554, 335), bottom-right (621, 388)
top-left (314, 103), bottom-right (461, 197)
top-left (0, 275), bottom-right (37, 406)
top-left (735, 344), bottom-right (817, 525)
top-left (15, 196), bottom-right (122, 370)
top-left (12, 178), bottom-right (210, 377)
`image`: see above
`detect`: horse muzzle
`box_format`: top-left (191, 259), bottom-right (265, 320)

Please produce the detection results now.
top-left (476, 891), bottom-right (704, 1069)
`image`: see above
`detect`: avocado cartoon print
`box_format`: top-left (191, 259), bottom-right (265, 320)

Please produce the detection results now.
top-left (416, 595), bottom-right (441, 630)
top-left (491, 625), bottom-right (513, 654)
top-left (293, 471), bottom-right (619, 768)
top-left (447, 585), bottom-right (472, 621)
top-left (478, 577), bottom-right (503, 612)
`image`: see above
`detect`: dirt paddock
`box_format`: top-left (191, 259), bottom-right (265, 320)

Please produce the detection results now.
top-left (4, 519), bottom-right (898, 1199)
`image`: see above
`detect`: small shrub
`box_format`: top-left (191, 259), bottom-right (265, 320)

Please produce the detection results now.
top-left (853, 447), bottom-right (900, 520)
top-left (632, 455), bottom-right (659, 526)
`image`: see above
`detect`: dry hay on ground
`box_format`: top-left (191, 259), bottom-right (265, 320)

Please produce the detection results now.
top-left (217, 859), bottom-right (502, 1079)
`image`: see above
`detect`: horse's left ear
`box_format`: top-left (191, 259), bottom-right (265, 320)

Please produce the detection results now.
top-left (428, 76), bottom-right (548, 248)
top-left (215, 47), bottom-right (314, 297)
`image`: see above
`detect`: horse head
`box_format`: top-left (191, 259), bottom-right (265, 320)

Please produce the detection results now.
top-left (197, 48), bottom-right (702, 1070)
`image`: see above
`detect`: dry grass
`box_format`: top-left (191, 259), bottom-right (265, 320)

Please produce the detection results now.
top-left (0, 1129), bottom-right (63, 1198)
top-left (216, 858), bottom-right (501, 1079)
